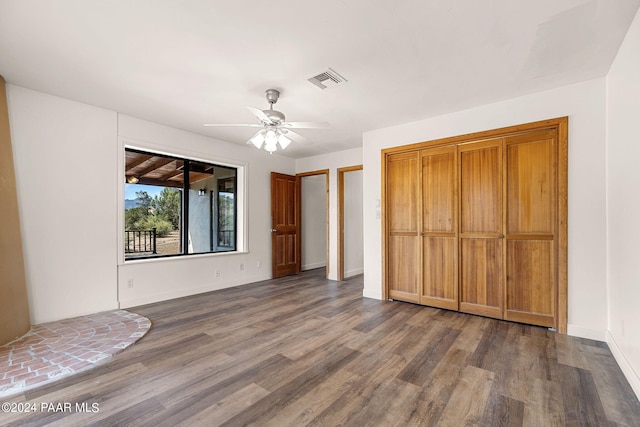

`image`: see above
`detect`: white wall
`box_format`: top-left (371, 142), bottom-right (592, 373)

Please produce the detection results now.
top-left (296, 148), bottom-right (363, 280)
top-left (301, 174), bottom-right (327, 271)
top-left (7, 85), bottom-right (295, 321)
top-left (8, 85), bottom-right (119, 324)
top-left (606, 7), bottom-right (640, 398)
top-left (343, 169), bottom-right (363, 277)
top-left (189, 181), bottom-right (213, 253)
top-left (363, 78), bottom-right (608, 341)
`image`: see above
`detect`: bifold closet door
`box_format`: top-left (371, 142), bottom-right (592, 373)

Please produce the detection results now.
top-left (382, 117), bottom-right (566, 331)
top-left (504, 130), bottom-right (557, 327)
top-left (420, 146), bottom-right (458, 310)
top-left (458, 139), bottom-right (503, 319)
top-left (386, 151), bottom-right (420, 303)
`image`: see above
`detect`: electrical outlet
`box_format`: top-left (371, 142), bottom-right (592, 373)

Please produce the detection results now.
top-left (240, 263), bottom-right (244, 271)
top-left (257, 261), bottom-right (262, 268)
top-left (215, 270), bottom-right (220, 277)
top-left (127, 279), bottom-right (134, 288)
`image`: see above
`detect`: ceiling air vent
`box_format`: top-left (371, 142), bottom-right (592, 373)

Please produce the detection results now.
top-left (308, 68), bottom-right (347, 89)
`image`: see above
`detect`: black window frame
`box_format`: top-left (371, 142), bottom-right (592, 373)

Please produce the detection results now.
top-left (124, 147), bottom-right (238, 261)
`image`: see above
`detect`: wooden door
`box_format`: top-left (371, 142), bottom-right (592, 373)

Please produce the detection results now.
top-left (420, 145), bottom-right (458, 310)
top-left (382, 118), bottom-right (567, 332)
top-left (386, 152), bottom-right (420, 303)
top-left (458, 139), bottom-right (503, 319)
top-left (504, 130), bottom-right (557, 327)
top-left (271, 172), bottom-right (299, 278)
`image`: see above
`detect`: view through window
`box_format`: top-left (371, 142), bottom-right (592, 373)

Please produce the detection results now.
top-left (124, 148), bottom-right (237, 260)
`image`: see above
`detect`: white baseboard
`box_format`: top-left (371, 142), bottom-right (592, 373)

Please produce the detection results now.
top-left (566, 324), bottom-right (607, 341)
top-left (362, 289), bottom-right (382, 300)
top-left (344, 267), bottom-right (364, 278)
top-left (302, 261), bottom-right (326, 271)
top-left (118, 272), bottom-right (271, 308)
top-left (607, 331), bottom-right (640, 400)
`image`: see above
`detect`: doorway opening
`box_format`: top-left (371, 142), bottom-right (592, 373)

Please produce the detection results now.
top-left (338, 165), bottom-right (363, 280)
top-left (298, 170), bottom-right (329, 278)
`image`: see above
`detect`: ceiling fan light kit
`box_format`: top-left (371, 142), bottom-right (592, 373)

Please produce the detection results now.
top-left (248, 128), bottom-right (292, 153)
top-left (278, 134), bottom-right (291, 149)
top-left (204, 89), bottom-right (330, 154)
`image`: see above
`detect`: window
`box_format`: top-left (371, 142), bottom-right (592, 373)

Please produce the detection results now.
top-left (124, 148), bottom-right (237, 260)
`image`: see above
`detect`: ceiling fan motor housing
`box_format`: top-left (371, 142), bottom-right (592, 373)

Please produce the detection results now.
top-left (263, 89), bottom-right (285, 123)
top-left (264, 109), bottom-right (285, 123)
top-left (265, 88), bottom-right (280, 104)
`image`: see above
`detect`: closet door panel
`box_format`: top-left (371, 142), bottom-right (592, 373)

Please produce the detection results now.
top-left (506, 131), bottom-right (556, 234)
top-left (506, 240), bottom-right (555, 327)
top-left (420, 146), bottom-right (458, 309)
top-left (422, 237), bottom-right (457, 309)
top-left (388, 152), bottom-right (419, 233)
top-left (460, 143), bottom-right (501, 234)
top-left (460, 238), bottom-right (503, 318)
top-left (504, 130), bottom-right (557, 327)
top-left (389, 235), bottom-right (420, 303)
top-left (459, 139), bottom-right (503, 319)
top-left (422, 147), bottom-right (456, 232)
top-left (387, 152), bottom-right (420, 302)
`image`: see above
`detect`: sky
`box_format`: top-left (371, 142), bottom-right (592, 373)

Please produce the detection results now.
top-left (124, 184), bottom-right (164, 200)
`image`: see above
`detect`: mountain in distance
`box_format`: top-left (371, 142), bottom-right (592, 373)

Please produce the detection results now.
top-left (125, 199), bottom-right (141, 210)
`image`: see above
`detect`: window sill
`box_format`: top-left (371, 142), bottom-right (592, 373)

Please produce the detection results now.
top-left (119, 250), bottom-right (249, 266)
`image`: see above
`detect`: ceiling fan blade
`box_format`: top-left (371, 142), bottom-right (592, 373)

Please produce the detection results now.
top-left (246, 106), bottom-right (272, 124)
top-left (280, 129), bottom-right (311, 144)
top-left (203, 123), bottom-right (263, 127)
top-left (281, 121), bottom-right (331, 129)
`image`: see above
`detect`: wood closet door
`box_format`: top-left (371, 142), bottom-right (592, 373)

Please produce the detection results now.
top-left (504, 130), bottom-right (556, 327)
top-left (420, 146), bottom-right (458, 310)
top-left (459, 139), bottom-right (503, 319)
top-left (387, 151), bottom-right (420, 303)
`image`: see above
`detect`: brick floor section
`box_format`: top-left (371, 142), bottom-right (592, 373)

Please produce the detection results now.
top-left (0, 310), bottom-right (151, 398)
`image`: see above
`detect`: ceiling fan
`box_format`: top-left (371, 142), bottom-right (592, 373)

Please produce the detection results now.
top-left (204, 89), bottom-right (330, 153)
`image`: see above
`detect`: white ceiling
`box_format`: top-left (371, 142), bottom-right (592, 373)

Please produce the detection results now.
top-left (1, 0), bottom-right (638, 158)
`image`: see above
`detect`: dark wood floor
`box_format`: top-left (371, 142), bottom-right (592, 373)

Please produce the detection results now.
top-left (3, 269), bottom-right (639, 426)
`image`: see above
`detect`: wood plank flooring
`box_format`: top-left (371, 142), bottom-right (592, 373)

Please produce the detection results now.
top-left (2, 268), bottom-right (639, 426)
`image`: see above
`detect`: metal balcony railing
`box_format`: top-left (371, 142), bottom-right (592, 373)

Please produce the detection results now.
top-left (125, 228), bottom-right (157, 254)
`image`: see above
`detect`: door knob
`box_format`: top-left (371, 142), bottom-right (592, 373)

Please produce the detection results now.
top-left (271, 228), bottom-right (277, 232)
top-left (498, 233), bottom-right (505, 239)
